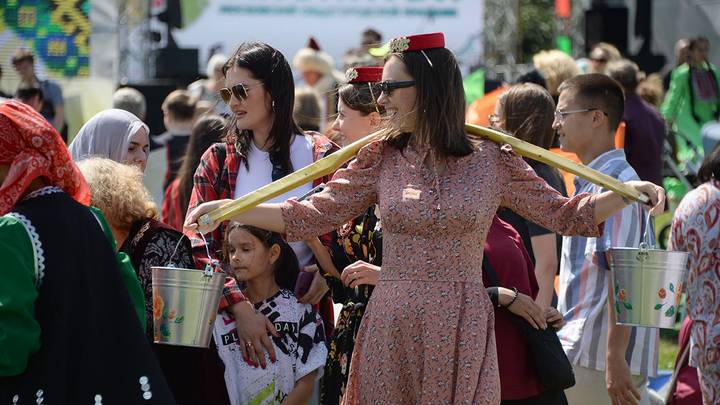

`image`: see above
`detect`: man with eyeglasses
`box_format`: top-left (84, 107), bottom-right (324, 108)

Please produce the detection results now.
top-left (553, 74), bottom-right (659, 405)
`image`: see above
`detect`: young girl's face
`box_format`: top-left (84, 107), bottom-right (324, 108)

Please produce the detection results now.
top-left (226, 228), bottom-right (279, 282)
top-left (331, 98), bottom-right (380, 146)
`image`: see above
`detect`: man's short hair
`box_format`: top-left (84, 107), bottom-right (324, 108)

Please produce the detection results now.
top-left (606, 59), bottom-right (639, 91)
top-left (11, 49), bottom-right (34, 65)
top-left (112, 87), bottom-right (147, 120)
top-left (162, 90), bottom-right (196, 121)
top-left (558, 73), bottom-right (625, 131)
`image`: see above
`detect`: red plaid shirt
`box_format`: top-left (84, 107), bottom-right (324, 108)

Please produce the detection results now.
top-left (185, 132), bottom-right (338, 310)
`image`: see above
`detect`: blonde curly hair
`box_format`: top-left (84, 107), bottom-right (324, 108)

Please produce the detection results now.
top-left (533, 50), bottom-right (582, 97)
top-left (76, 157), bottom-right (157, 231)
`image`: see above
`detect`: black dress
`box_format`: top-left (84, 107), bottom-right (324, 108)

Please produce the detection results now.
top-left (0, 190), bottom-right (175, 404)
top-left (319, 207), bottom-right (382, 405)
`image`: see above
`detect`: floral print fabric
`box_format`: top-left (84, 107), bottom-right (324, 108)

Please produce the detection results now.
top-left (282, 140), bottom-right (600, 404)
top-left (0, 100), bottom-right (90, 215)
top-left (670, 180), bottom-right (720, 405)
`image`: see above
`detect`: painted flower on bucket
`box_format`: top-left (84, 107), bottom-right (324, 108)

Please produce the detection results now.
top-left (614, 285), bottom-right (632, 314)
top-left (658, 288), bottom-right (667, 299)
top-left (153, 293), bottom-right (164, 320)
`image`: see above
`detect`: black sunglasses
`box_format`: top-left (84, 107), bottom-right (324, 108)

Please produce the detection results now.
top-left (378, 80), bottom-right (415, 96)
top-left (219, 82), bottom-right (263, 104)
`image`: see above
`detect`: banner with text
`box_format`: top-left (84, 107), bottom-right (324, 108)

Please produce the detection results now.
top-left (175, 0), bottom-right (483, 74)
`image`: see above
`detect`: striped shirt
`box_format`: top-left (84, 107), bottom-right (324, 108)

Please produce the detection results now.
top-left (557, 149), bottom-right (659, 377)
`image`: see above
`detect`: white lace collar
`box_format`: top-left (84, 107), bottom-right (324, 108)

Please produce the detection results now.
top-left (22, 186), bottom-right (63, 201)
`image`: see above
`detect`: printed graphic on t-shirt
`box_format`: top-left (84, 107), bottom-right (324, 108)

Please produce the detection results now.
top-left (214, 289), bottom-right (327, 405)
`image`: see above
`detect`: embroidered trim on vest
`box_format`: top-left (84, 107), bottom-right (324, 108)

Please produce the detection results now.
top-left (6, 212), bottom-right (46, 288)
top-left (22, 186), bottom-right (63, 201)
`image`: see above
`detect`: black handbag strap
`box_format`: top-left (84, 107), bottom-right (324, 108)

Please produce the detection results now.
top-left (482, 253), bottom-right (501, 288)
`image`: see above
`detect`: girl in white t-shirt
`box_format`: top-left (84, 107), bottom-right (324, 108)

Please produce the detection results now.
top-left (214, 222), bottom-right (327, 405)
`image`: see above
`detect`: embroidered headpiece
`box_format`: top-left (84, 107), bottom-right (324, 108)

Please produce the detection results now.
top-left (345, 67), bottom-right (383, 84)
top-left (388, 32), bottom-right (445, 67)
top-left (389, 32), bottom-right (445, 53)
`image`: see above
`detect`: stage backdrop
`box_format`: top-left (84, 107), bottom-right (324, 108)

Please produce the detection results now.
top-left (174, 0), bottom-right (484, 75)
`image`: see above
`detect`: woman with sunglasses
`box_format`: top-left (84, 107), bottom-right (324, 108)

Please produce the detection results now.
top-left (492, 83), bottom-right (567, 311)
top-left (187, 33), bottom-right (666, 404)
top-left (186, 42), bottom-right (339, 368)
top-left (489, 84), bottom-right (570, 404)
top-left (310, 66), bottom-right (385, 405)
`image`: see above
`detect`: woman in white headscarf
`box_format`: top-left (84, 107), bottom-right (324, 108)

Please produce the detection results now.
top-left (69, 109), bottom-right (150, 172)
top-left (70, 111), bottom-right (207, 403)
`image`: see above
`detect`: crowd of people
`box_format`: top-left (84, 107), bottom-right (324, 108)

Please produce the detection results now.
top-left (0, 27), bottom-right (718, 405)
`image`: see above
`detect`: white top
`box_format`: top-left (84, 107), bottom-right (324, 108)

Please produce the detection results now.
top-left (234, 134), bottom-right (314, 266)
top-left (214, 289), bottom-right (327, 405)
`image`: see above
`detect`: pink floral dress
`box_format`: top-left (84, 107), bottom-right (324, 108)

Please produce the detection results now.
top-left (669, 180), bottom-right (720, 405)
top-left (281, 140), bottom-right (601, 404)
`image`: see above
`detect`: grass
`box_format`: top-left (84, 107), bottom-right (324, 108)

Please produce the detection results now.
top-left (658, 328), bottom-right (680, 371)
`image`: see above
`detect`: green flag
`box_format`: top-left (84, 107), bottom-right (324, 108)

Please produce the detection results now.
top-left (463, 69), bottom-right (485, 105)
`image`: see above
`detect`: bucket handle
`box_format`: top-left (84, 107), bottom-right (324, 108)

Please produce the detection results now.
top-left (636, 210), bottom-right (655, 262)
top-left (638, 209), bottom-right (655, 252)
top-left (167, 232), bottom-right (219, 277)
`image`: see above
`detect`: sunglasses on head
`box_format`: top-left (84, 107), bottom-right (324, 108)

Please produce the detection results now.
top-left (219, 82), bottom-right (264, 104)
top-left (378, 80), bottom-right (416, 96)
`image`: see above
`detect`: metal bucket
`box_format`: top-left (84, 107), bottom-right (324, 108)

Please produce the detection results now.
top-left (151, 234), bottom-right (225, 347)
top-left (608, 212), bottom-right (689, 329)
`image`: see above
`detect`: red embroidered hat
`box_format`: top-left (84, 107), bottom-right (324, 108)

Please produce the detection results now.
top-left (345, 66), bottom-right (383, 84)
top-left (389, 32), bottom-right (445, 53)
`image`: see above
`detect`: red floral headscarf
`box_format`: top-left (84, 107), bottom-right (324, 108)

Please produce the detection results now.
top-left (0, 100), bottom-right (91, 214)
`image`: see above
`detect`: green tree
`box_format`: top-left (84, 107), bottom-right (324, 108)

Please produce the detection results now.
top-left (518, 0), bottom-right (556, 63)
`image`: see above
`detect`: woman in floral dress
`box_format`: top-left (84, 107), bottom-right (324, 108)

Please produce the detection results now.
top-left (187, 33), bottom-right (666, 404)
top-left (669, 143), bottom-right (720, 405)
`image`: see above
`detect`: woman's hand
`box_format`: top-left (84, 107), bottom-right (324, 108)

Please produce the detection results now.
top-left (625, 180), bottom-right (665, 216)
top-left (230, 301), bottom-right (279, 368)
top-left (298, 265), bottom-right (329, 305)
top-left (545, 307), bottom-right (566, 330)
top-left (184, 199), bottom-right (233, 234)
top-left (341, 261), bottom-right (381, 288)
top-left (306, 237), bottom-right (342, 279)
top-left (499, 287), bottom-right (547, 330)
